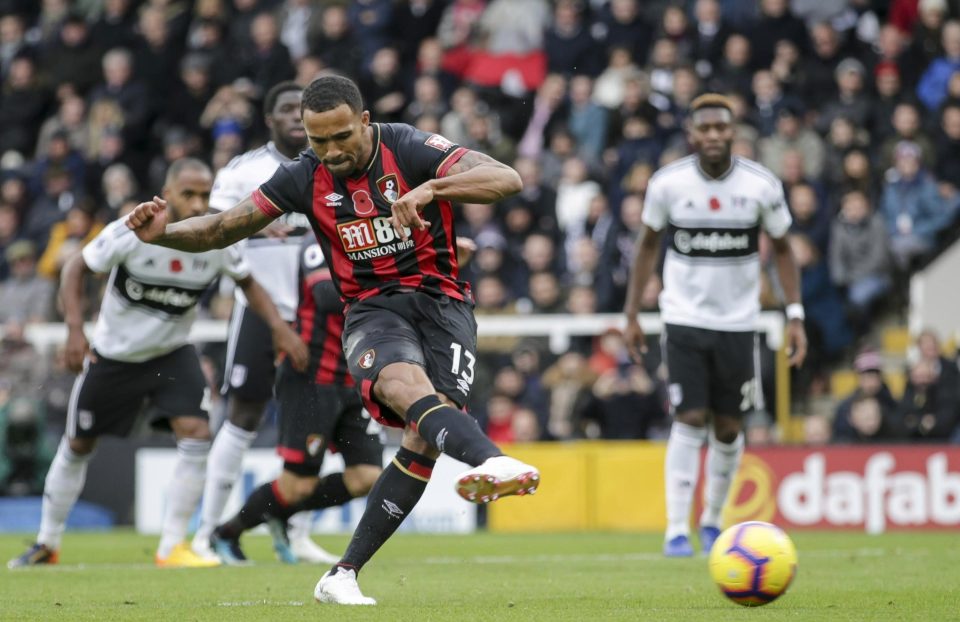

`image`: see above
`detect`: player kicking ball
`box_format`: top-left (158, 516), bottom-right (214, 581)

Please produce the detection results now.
top-left (127, 75), bottom-right (539, 604)
top-left (623, 94), bottom-right (807, 557)
top-left (8, 159), bottom-right (307, 569)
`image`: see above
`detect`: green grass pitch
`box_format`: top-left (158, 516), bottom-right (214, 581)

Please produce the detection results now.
top-left (1, 531), bottom-right (958, 621)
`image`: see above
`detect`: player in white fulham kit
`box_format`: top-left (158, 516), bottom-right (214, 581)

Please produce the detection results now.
top-left (7, 159), bottom-right (307, 569)
top-left (191, 82), bottom-right (335, 563)
top-left (623, 94), bottom-right (807, 557)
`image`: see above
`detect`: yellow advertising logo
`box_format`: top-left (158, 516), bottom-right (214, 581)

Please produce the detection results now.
top-left (721, 453), bottom-right (777, 526)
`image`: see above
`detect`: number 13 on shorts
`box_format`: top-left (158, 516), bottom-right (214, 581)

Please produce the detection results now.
top-left (450, 342), bottom-right (476, 396)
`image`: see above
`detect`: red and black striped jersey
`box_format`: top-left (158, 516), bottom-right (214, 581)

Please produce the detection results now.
top-left (295, 237), bottom-right (353, 387)
top-left (253, 123), bottom-right (472, 305)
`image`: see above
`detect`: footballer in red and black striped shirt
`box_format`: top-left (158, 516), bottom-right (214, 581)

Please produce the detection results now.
top-left (252, 119), bottom-right (472, 305)
top-left (127, 75), bottom-right (541, 604)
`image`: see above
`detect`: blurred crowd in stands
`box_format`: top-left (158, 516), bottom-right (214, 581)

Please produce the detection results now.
top-left (3, 0), bottom-right (960, 493)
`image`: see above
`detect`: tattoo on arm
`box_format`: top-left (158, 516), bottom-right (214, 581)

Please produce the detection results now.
top-left (164, 197), bottom-right (274, 251)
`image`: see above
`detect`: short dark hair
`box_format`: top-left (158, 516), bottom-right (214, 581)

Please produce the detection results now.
top-left (264, 80), bottom-right (302, 116)
top-left (302, 75), bottom-right (363, 115)
top-left (165, 157), bottom-right (211, 185)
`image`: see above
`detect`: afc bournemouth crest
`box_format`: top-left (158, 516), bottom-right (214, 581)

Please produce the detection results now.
top-left (306, 434), bottom-right (324, 457)
top-left (358, 348), bottom-right (376, 370)
top-left (377, 173), bottom-right (400, 204)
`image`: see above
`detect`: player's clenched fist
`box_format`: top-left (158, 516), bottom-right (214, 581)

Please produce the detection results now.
top-left (389, 184), bottom-right (433, 240)
top-left (126, 196), bottom-right (169, 243)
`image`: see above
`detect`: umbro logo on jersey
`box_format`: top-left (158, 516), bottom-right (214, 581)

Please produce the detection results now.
top-left (324, 192), bottom-right (343, 206)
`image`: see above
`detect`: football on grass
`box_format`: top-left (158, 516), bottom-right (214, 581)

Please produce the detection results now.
top-left (708, 521), bottom-right (798, 606)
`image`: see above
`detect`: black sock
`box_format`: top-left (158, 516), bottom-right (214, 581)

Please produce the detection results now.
top-left (334, 447), bottom-right (435, 574)
top-left (290, 472), bottom-right (353, 512)
top-left (407, 395), bottom-right (502, 466)
top-left (218, 481), bottom-right (290, 539)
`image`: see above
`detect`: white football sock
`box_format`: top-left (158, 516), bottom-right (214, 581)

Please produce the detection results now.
top-left (700, 433), bottom-right (744, 528)
top-left (193, 421), bottom-right (256, 546)
top-left (664, 422), bottom-right (707, 540)
top-left (38, 437), bottom-right (92, 550)
top-left (158, 438), bottom-right (210, 558)
top-left (287, 511), bottom-right (314, 542)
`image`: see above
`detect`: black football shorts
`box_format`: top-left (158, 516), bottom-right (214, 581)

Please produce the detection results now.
top-left (342, 291), bottom-right (477, 427)
top-left (661, 323), bottom-right (762, 417)
top-left (67, 345), bottom-right (208, 439)
top-left (275, 358), bottom-right (383, 474)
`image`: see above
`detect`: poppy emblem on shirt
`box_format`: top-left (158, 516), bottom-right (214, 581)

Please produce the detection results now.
top-left (709, 197), bottom-right (721, 211)
top-left (352, 189), bottom-right (376, 217)
top-left (377, 173), bottom-right (400, 204)
top-left (170, 259), bottom-right (183, 272)
top-left (358, 348), bottom-right (376, 370)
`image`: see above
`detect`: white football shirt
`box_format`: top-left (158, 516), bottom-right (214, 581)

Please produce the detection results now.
top-left (82, 219), bottom-right (250, 362)
top-left (210, 142), bottom-right (310, 321)
top-left (641, 155), bottom-right (791, 331)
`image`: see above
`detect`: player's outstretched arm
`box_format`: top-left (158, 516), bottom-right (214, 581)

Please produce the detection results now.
top-left (237, 275), bottom-right (309, 372)
top-left (770, 235), bottom-right (808, 368)
top-left (59, 253), bottom-right (95, 372)
top-left (389, 151), bottom-right (522, 238)
top-left (126, 196), bottom-right (276, 252)
top-left (623, 226), bottom-right (664, 362)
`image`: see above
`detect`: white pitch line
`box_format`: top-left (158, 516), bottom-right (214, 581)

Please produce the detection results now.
top-left (217, 600), bottom-right (305, 607)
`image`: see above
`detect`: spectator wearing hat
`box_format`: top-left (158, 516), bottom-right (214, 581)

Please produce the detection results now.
top-left (0, 240), bottom-right (54, 324)
top-left (833, 349), bottom-right (899, 440)
top-left (870, 24), bottom-right (926, 91)
top-left (829, 190), bottom-right (892, 335)
top-left (918, 20), bottom-right (960, 111)
top-left (870, 61), bottom-right (910, 142)
top-left (758, 103), bottom-right (825, 179)
top-left (816, 57), bottom-right (873, 134)
top-left (880, 140), bottom-right (956, 270)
